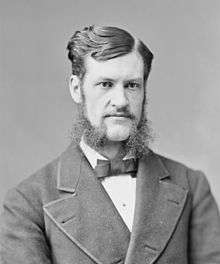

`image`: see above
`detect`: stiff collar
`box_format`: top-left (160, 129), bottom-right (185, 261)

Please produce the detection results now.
top-left (80, 138), bottom-right (107, 169)
top-left (79, 137), bottom-right (135, 169)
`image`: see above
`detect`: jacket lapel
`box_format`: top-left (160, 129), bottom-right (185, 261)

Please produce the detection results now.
top-left (44, 143), bottom-right (130, 264)
top-left (125, 151), bottom-right (188, 264)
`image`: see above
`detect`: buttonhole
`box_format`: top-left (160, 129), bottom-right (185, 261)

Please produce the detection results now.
top-left (167, 198), bottom-right (179, 205)
top-left (111, 258), bottom-right (123, 264)
top-left (144, 243), bottom-right (158, 251)
top-left (61, 215), bottom-right (75, 224)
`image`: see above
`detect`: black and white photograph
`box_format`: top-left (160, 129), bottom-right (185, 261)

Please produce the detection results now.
top-left (1, 1), bottom-right (220, 263)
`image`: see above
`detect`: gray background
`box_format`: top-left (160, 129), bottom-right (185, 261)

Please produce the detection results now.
top-left (1, 0), bottom-right (220, 208)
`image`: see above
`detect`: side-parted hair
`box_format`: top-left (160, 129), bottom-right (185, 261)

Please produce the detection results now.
top-left (67, 25), bottom-right (154, 83)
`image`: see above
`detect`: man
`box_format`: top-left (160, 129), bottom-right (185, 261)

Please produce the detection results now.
top-left (1, 25), bottom-right (220, 264)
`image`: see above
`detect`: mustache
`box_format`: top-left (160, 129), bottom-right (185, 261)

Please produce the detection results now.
top-left (103, 110), bottom-right (135, 119)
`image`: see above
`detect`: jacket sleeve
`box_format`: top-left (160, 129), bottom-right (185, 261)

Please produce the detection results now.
top-left (188, 170), bottom-right (220, 264)
top-left (0, 187), bottom-right (52, 264)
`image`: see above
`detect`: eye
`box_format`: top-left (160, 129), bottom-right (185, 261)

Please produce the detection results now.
top-left (98, 81), bottom-right (113, 89)
top-left (124, 82), bottom-right (141, 89)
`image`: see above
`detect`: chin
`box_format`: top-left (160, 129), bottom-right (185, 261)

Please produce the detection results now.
top-left (106, 126), bottom-right (131, 142)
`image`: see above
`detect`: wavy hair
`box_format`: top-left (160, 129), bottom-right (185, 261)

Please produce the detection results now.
top-left (67, 25), bottom-right (153, 83)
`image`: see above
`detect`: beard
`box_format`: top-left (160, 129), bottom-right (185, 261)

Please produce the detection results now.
top-left (70, 103), bottom-right (153, 158)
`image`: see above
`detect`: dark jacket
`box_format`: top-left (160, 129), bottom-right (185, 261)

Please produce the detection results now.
top-left (1, 143), bottom-right (220, 264)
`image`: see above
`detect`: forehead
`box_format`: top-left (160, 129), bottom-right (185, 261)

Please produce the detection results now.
top-left (84, 51), bottom-right (144, 80)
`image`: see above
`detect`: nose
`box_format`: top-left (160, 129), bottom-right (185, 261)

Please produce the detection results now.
top-left (110, 85), bottom-right (128, 109)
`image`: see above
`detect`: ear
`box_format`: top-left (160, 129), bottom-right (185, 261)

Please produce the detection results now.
top-left (69, 75), bottom-right (82, 103)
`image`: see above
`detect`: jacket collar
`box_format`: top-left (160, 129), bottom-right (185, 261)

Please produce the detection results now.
top-left (56, 142), bottom-right (83, 193)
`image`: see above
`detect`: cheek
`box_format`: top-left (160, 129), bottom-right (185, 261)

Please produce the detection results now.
top-left (85, 97), bottom-right (106, 124)
top-left (129, 94), bottom-right (144, 116)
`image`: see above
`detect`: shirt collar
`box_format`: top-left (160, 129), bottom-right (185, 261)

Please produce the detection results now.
top-left (79, 137), bottom-right (134, 169)
top-left (80, 137), bottom-right (107, 169)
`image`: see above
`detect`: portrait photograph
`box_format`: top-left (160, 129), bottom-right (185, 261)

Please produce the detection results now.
top-left (0, 0), bottom-right (220, 263)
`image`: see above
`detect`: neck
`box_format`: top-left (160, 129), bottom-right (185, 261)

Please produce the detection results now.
top-left (97, 141), bottom-right (126, 160)
top-left (83, 135), bottom-right (125, 160)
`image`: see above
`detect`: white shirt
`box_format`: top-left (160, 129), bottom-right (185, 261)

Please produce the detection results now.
top-left (80, 139), bottom-right (136, 231)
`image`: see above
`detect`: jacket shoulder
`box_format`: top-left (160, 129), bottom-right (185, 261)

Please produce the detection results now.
top-left (2, 157), bottom-right (60, 224)
top-left (3, 143), bottom-right (82, 213)
top-left (0, 154), bottom-right (64, 263)
top-left (16, 156), bottom-right (60, 202)
top-left (152, 151), bottom-right (210, 196)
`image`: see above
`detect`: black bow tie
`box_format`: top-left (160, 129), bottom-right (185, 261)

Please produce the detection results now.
top-left (95, 158), bottom-right (138, 179)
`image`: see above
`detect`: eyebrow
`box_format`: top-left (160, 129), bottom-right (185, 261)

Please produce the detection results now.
top-left (95, 77), bottom-right (116, 83)
top-left (95, 77), bottom-right (143, 83)
top-left (124, 78), bottom-right (143, 83)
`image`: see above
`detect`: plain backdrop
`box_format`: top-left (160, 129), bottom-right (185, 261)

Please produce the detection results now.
top-left (0, 0), bottom-right (220, 208)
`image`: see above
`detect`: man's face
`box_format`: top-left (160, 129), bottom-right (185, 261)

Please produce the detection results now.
top-left (78, 51), bottom-right (145, 142)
